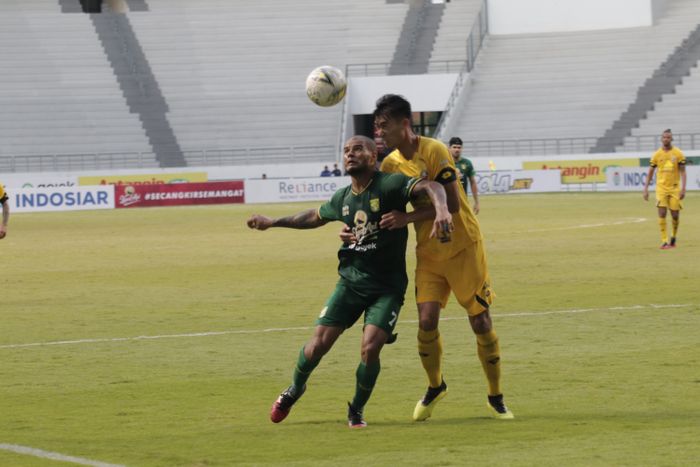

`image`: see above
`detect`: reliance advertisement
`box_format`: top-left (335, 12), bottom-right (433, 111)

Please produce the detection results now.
top-left (115, 181), bottom-right (244, 208)
top-left (246, 177), bottom-right (352, 204)
top-left (10, 186), bottom-right (115, 213)
top-left (606, 166), bottom-right (700, 191)
top-left (474, 170), bottom-right (561, 194)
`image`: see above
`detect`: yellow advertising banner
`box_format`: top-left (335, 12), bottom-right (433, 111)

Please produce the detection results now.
top-left (79, 172), bottom-right (208, 186)
top-left (522, 159), bottom-right (639, 183)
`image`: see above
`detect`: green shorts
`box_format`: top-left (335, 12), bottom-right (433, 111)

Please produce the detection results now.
top-left (316, 281), bottom-right (404, 335)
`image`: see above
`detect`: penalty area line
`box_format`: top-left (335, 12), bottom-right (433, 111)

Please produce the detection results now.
top-left (0, 443), bottom-right (125, 467)
top-left (0, 303), bottom-right (693, 350)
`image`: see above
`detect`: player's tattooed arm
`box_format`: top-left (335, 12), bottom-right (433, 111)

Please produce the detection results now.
top-left (247, 209), bottom-right (328, 230)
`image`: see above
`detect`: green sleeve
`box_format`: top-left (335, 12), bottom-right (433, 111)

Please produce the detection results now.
top-left (318, 188), bottom-right (344, 221)
top-left (465, 159), bottom-right (476, 178)
top-left (382, 173), bottom-right (421, 208)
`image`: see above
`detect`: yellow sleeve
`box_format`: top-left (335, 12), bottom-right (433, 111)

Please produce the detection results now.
top-left (650, 151), bottom-right (660, 167)
top-left (0, 184), bottom-right (6, 200)
top-left (677, 149), bottom-right (686, 165)
top-left (428, 140), bottom-right (457, 183)
top-left (380, 153), bottom-right (396, 173)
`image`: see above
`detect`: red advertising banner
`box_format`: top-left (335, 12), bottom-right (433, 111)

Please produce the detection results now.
top-left (115, 181), bottom-right (244, 208)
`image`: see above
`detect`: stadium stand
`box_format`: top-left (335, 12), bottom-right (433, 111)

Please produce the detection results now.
top-left (0, 0), bottom-right (408, 169)
top-left (0, 0), bottom-right (156, 169)
top-left (429, 0), bottom-right (483, 66)
top-left (447, 0), bottom-right (700, 154)
top-left (619, 43), bottom-right (700, 152)
top-left (125, 0), bottom-right (408, 166)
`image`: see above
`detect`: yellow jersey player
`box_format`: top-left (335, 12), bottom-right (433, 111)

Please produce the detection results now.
top-left (0, 183), bottom-right (9, 239)
top-left (643, 129), bottom-right (687, 249)
top-left (373, 94), bottom-right (513, 420)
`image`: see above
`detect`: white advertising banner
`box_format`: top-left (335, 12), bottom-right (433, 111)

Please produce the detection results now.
top-left (9, 186), bottom-right (115, 213)
top-left (606, 166), bottom-right (700, 191)
top-left (246, 177), bottom-right (351, 204)
top-left (1, 174), bottom-right (78, 189)
top-left (474, 170), bottom-right (561, 194)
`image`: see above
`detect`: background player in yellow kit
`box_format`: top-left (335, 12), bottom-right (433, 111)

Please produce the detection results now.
top-left (372, 94), bottom-right (513, 420)
top-left (643, 129), bottom-right (686, 249)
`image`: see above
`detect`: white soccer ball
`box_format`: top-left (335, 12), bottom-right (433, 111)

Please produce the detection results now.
top-left (305, 65), bottom-right (347, 107)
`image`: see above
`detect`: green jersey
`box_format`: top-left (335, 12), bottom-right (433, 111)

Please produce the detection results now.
top-left (318, 171), bottom-right (420, 295)
top-left (455, 157), bottom-right (475, 194)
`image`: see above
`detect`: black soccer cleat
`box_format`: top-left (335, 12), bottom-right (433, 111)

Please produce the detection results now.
top-left (670, 237), bottom-right (677, 247)
top-left (347, 402), bottom-right (367, 428)
top-left (487, 394), bottom-right (514, 419)
top-left (413, 379), bottom-right (448, 421)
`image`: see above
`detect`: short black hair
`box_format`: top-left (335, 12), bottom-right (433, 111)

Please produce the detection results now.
top-left (663, 128), bottom-right (672, 134)
top-left (448, 137), bottom-right (463, 146)
top-left (374, 94), bottom-right (412, 121)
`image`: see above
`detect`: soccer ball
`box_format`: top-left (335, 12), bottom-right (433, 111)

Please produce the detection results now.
top-left (305, 66), bottom-right (347, 107)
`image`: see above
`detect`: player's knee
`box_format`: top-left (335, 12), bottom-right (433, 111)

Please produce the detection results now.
top-left (307, 337), bottom-right (332, 359)
top-left (361, 342), bottom-right (382, 363)
top-left (417, 304), bottom-right (440, 330)
top-left (469, 311), bottom-right (492, 334)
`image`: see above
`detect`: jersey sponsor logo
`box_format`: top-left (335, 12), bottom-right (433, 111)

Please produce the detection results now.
top-left (353, 210), bottom-right (379, 244)
top-left (370, 198), bottom-right (380, 212)
top-left (342, 205), bottom-right (349, 216)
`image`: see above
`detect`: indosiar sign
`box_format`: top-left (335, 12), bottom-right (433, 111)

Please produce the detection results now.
top-left (10, 186), bottom-right (115, 212)
top-left (523, 159), bottom-right (639, 183)
top-left (606, 166), bottom-right (700, 191)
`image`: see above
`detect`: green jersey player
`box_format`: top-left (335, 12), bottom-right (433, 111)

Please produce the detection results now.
top-left (247, 135), bottom-right (452, 428)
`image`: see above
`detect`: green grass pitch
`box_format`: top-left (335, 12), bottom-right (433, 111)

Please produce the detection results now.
top-left (1, 192), bottom-right (698, 466)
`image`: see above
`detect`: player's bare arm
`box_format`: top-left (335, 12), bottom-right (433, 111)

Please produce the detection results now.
top-left (469, 176), bottom-right (480, 214)
top-left (679, 164), bottom-right (686, 199)
top-left (247, 208), bottom-right (328, 230)
top-left (642, 166), bottom-right (655, 201)
top-left (379, 180), bottom-right (451, 238)
top-left (380, 180), bottom-right (458, 231)
top-left (0, 199), bottom-right (8, 239)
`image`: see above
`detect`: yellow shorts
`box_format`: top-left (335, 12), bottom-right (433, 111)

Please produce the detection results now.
top-left (656, 190), bottom-right (682, 211)
top-left (415, 240), bottom-right (494, 316)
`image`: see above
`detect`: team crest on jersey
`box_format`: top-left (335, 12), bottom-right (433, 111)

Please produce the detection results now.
top-left (370, 198), bottom-right (380, 212)
top-left (342, 205), bottom-right (349, 216)
top-left (441, 171), bottom-right (452, 180)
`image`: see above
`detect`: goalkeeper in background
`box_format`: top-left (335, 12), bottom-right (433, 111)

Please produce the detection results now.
top-left (643, 129), bottom-right (686, 249)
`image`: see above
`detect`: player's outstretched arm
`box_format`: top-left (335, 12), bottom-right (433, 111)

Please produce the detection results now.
top-left (247, 209), bottom-right (327, 230)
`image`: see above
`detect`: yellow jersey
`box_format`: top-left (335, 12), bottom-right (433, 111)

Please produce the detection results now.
top-left (651, 147), bottom-right (686, 191)
top-left (380, 136), bottom-right (482, 261)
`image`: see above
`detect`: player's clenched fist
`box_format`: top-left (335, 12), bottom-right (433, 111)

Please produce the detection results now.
top-left (247, 214), bottom-right (273, 230)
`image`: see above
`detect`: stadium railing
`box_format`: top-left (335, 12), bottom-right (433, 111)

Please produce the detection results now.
top-left (346, 59), bottom-right (466, 77)
top-left (434, 0), bottom-right (489, 140)
top-left (0, 152), bottom-right (159, 173)
top-left (0, 145), bottom-right (338, 173)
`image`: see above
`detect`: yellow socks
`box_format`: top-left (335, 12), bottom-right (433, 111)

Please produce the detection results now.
top-left (658, 217), bottom-right (668, 243)
top-left (417, 328), bottom-right (443, 388)
top-left (476, 330), bottom-right (502, 396)
top-left (672, 217), bottom-right (679, 238)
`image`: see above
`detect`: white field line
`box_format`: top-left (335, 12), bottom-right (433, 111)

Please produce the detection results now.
top-left (519, 217), bottom-right (647, 233)
top-left (0, 304), bottom-right (693, 350)
top-left (0, 443), bottom-right (125, 467)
